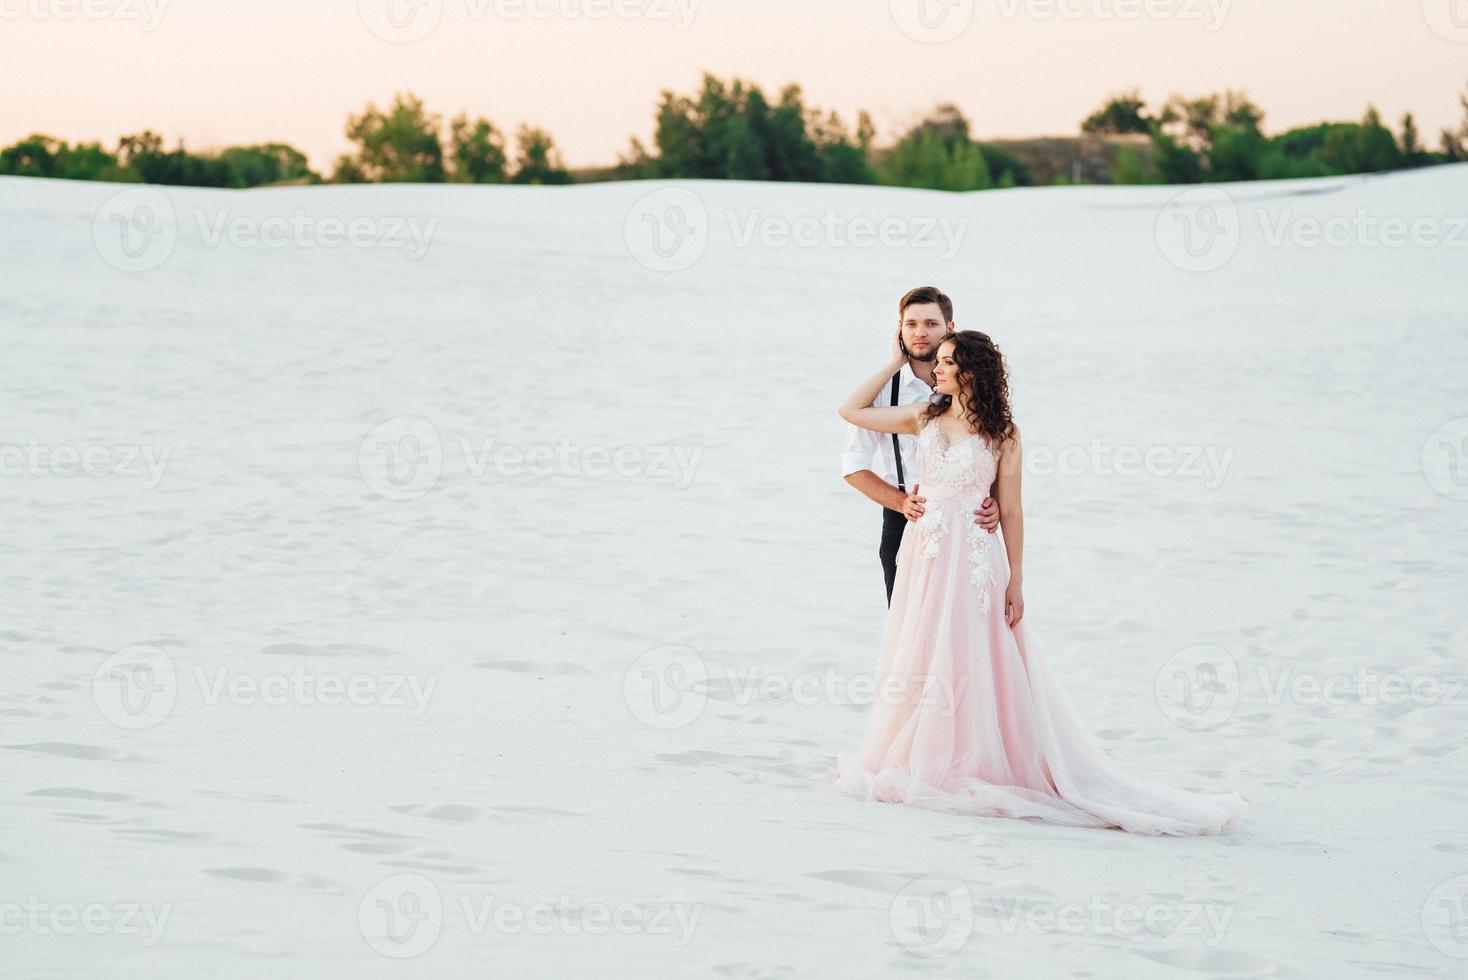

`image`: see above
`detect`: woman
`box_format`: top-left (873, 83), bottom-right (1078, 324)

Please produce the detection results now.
top-left (834, 330), bottom-right (1246, 836)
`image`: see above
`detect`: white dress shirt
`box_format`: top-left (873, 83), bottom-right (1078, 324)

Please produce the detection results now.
top-left (840, 361), bottom-right (934, 490)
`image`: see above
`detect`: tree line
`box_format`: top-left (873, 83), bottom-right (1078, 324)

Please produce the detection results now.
top-left (3, 73), bottom-right (1465, 189)
top-left (1081, 88), bottom-right (1462, 183)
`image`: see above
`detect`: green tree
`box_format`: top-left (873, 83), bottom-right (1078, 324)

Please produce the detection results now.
top-left (1157, 90), bottom-right (1264, 154)
top-left (878, 127), bottom-right (991, 191)
top-left (217, 144), bottom-right (315, 186)
top-left (1399, 113), bottom-right (1428, 167)
top-left (1442, 80), bottom-right (1468, 161)
top-left (1111, 145), bottom-right (1156, 184)
top-left (448, 114), bottom-right (508, 183)
top-left (1147, 128), bottom-right (1205, 183)
top-left (977, 143), bottom-right (1032, 187)
top-left (642, 72), bottom-right (872, 184)
top-left (511, 125), bottom-right (571, 184)
top-left (1322, 106), bottom-right (1401, 173)
top-left (1208, 124), bottom-right (1267, 181)
top-left (0, 134), bottom-right (66, 177)
top-left (335, 93), bottom-right (445, 183)
top-left (1082, 90), bottom-right (1151, 135)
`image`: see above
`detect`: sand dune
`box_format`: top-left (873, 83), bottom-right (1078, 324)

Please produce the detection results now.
top-left (2, 166), bottom-right (1466, 977)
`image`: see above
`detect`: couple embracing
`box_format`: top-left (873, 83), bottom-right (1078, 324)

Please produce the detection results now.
top-left (833, 286), bottom-right (1246, 836)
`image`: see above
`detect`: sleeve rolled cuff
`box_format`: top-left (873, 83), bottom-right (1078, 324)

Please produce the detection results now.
top-left (841, 451), bottom-right (877, 478)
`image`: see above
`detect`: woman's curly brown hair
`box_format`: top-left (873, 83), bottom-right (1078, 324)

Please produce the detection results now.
top-left (923, 330), bottom-right (1015, 448)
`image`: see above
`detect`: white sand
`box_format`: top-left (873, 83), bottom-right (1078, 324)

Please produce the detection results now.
top-left (1, 166), bottom-right (1466, 977)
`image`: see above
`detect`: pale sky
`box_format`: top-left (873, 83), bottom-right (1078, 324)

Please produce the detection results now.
top-left (3, 0), bottom-right (1465, 172)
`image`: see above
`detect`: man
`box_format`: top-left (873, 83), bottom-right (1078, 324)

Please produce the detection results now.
top-left (841, 286), bottom-right (1001, 604)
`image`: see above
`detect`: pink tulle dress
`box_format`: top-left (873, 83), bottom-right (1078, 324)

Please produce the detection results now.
top-left (836, 416), bottom-right (1247, 836)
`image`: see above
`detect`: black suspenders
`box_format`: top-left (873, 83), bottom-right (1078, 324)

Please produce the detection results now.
top-left (890, 372), bottom-right (906, 494)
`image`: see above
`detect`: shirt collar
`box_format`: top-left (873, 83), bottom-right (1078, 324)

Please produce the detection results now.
top-left (900, 361), bottom-right (934, 392)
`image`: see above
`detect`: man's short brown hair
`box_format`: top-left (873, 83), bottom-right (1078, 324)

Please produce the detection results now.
top-left (898, 286), bottom-right (954, 325)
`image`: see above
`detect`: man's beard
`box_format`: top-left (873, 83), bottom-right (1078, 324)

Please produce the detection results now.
top-left (903, 342), bottom-right (938, 363)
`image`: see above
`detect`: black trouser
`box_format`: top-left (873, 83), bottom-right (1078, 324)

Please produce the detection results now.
top-left (880, 506), bottom-right (907, 605)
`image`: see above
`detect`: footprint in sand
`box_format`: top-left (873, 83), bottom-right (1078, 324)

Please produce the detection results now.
top-left (29, 787), bottom-right (134, 803)
top-left (5, 742), bottom-right (145, 762)
top-left (1134, 948), bottom-right (1277, 975)
top-left (390, 803), bottom-right (486, 823)
top-left (473, 660), bottom-right (589, 676)
top-left (204, 867), bottom-right (291, 883)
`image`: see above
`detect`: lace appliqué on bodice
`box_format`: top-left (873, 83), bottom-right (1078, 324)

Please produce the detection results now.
top-left (913, 419), bottom-right (999, 613)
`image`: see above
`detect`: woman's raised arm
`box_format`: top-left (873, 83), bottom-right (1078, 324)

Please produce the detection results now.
top-left (838, 344), bottom-right (925, 436)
